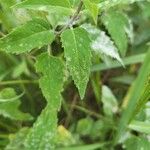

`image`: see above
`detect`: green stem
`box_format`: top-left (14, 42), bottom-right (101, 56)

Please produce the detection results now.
top-left (0, 80), bottom-right (38, 85)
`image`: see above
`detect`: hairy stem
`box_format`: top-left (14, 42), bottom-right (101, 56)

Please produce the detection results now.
top-left (56, 1), bottom-right (83, 35)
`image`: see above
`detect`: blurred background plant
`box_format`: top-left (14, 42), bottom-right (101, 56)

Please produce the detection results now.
top-left (0, 0), bottom-right (150, 149)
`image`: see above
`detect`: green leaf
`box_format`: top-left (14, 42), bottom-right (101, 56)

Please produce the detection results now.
top-left (83, 0), bottom-right (99, 24)
top-left (82, 24), bottom-right (123, 64)
top-left (115, 49), bottom-right (150, 144)
top-left (0, 88), bottom-right (32, 120)
top-left (5, 128), bottom-right (29, 150)
top-left (61, 27), bottom-right (92, 99)
top-left (129, 120), bottom-right (150, 134)
top-left (102, 10), bottom-right (129, 56)
top-left (46, 7), bottom-right (73, 28)
top-left (0, 20), bottom-right (55, 54)
top-left (132, 76), bottom-right (150, 118)
top-left (55, 125), bottom-right (75, 147)
top-left (0, 0), bottom-right (18, 31)
top-left (15, 0), bottom-right (71, 8)
top-left (76, 117), bottom-right (94, 136)
top-left (124, 136), bottom-right (150, 150)
top-left (102, 85), bottom-right (118, 118)
top-left (25, 106), bottom-right (58, 150)
top-left (14, 0), bottom-right (73, 28)
top-left (35, 53), bottom-right (65, 108)
top-left (12, 60), bottom-right (30, 78)
top-left (25, 53), bottom-right (65, 150)
top-left (99, 0), bottom-right (147, 10)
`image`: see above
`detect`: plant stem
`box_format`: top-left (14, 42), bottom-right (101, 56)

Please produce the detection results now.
top-left (56, 1), bottom-right (83, 35)
top-left (0, 80), bottom-right (38, 85)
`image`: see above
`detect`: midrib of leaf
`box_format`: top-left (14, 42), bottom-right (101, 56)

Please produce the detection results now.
top-left (71, 28), bottom-right (82, 77)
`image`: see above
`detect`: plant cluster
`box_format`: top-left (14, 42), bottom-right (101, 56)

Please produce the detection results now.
top-left (0, 0), bottom-right (150, 149)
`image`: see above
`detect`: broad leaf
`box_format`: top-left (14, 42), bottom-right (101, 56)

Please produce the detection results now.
top-left (25, 53), bottom-right (65, 150)
top-left (15, 0), bottom-right (71, 8)
top-left (83, 0), bottom-right (99, 24)
top-left (35, 53), bottom-right (65, 109)
top-left (0, 20), bottom-right (55, 54)
top-left (82, 24), bottom-right (123, 64)
top-left (15, 0), bottom-right (73, 28)
top-left (61, 27), bottom-right (92, 99)
top-left (0, 88), bottom-right (32, 120)
top-left (102, 10), bottom-right (129, 56)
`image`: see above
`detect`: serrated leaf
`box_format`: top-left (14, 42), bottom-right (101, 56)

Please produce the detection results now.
top-left (102, 10), bottom-right (129, 56)
top-left (14, 0), bottom-right (73, 28)
top-left (61, 27), bottom-right (92, 99)
top-left (0, 20), bottom-right (55, 54)
top-left (83, 0), bottom-right (99, 24)
top-left (0, 88), bottom-right (32, 120)
top-left (35, 53), bottom-right (65, 109)
top-left (82, 24), bottom-right (123, 64)
top-left (15, 0), bottom-right (71, 9)
top-left (25, 53), bottom-right (65, 150)
top-left (25, 106), bottom-right (58, 150)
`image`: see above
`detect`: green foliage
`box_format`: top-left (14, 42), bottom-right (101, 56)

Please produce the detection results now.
top-left (61, 27), bottom-right (91, 99)
top-left (82, 24), bottom-right (123, 64)
top-left (5, 128), bottom-right (29, 150)
top-left (25, 53), bottom-right (65, 149)
top-left (15, 0), bottom-right (71, 8)
top-left (0, 88), bottom-right (32, 120)
top-left (83, 0), bottom-right (99, 24)
top-left (101, 85), bottom-right (118, 118)
top-left (115, 49), bottom-right (150, 143)
top-left (0, 0), bottom-right (150, 149)
top-left (102, 10), bottom-right (129, 56)
top-left (0, 20), bottom-right (55, 54)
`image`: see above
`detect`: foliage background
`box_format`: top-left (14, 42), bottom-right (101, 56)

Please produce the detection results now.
top-left (0, 0), bottom-right (150, 149)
